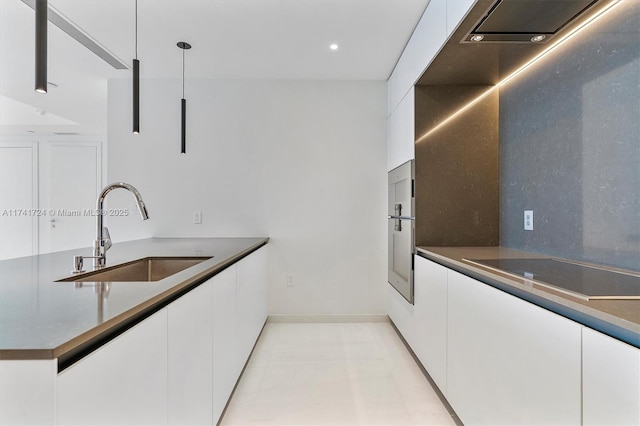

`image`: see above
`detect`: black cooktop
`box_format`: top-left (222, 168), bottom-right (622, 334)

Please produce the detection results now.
top-left (464, 258), bottom-right (640, 300)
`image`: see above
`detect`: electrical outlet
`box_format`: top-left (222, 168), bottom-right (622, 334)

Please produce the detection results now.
top-left (193, 211), bottom-right (202, 224)
top-left (286, 274), bottom-right (295, 287)
top-left (524, 210), bottom-right (533, 230)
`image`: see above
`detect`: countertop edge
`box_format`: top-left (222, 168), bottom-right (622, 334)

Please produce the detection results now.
top-left (416, 247), bottom-right (640, 349)
top-left (0, 238), bottom-right (269, 362)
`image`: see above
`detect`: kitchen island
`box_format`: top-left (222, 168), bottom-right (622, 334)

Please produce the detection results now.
top-left (0, 237), bottom-right (268, 425)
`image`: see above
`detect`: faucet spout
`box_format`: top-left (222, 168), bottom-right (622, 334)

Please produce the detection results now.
top-left (94, 182), bottom-right (149, 268)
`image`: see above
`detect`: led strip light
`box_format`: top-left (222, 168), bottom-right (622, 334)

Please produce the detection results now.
top-left (415, 0), bottom-right (623, 144)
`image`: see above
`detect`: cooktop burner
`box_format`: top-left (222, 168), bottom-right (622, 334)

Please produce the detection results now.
top-left (464, 258), bottom-right (640, 300)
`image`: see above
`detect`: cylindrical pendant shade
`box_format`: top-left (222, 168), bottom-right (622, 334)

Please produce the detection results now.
top-left (177, 41), bottom-right (191, 154)
top-left (133, 59), bottom-right (140, 134)
top-left (181, 98), bottom-right (186, 154)
top-left (35, 0), bottom-right (47, 93)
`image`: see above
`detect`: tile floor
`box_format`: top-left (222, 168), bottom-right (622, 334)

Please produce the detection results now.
top-left (220, 322), bottom-right (457, 425)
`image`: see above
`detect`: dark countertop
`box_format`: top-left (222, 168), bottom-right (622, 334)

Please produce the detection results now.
top-left (417, 246), bottom-right (640, 348)
top-left (0, 237), bottom-right (268, 360)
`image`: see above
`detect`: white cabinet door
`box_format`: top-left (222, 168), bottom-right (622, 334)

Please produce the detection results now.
top-left (387, 281), bottom-right (415, 347)
top-left (212, 265), bottom-right (238, 422)
top-left (236, 247), bottom-right (268, 370)
top-left (387, 0), bottom-right (447, 114)
top-left (57, 309), bottom-right (168, 425)
top-left (413, 256), bottom-right (448, 394)
top-left (446, 0), bottom-right (475, 36)
top-left (583, 328), bottom-right (640, 426)
top-left (447, 270), bottom-right (582, 425)
top-left (0, 360), bottom-right (56, 426)
top-left (168, 280), bottom-right (214, 425)
top-left (387, 88), bottom-right (415, 171)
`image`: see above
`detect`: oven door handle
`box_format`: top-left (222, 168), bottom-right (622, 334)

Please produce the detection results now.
top-left (388, 216), bottom-right (413, 232)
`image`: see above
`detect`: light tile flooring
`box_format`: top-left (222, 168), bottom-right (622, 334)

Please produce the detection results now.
top-left (221, 322), bottom-right (457, 425)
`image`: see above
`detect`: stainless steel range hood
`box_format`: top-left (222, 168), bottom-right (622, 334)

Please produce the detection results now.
top-left (464, 0), bottom-right (600, 43)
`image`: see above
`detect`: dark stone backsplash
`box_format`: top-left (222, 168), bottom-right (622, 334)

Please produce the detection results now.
top-left (499, 0), bottom-right (640, 271)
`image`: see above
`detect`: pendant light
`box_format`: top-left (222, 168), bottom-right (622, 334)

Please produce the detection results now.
top-left (132, 0), bottom-right (140, 134)
top-left (35, 0), bottom-right (47, 93)
top-left (177, 41), bottom-right (191, 154)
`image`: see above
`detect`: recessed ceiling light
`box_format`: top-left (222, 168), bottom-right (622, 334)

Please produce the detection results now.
top-left (470, 34), bottom-right (484, 42)
top-left (530, 35), bottom-right (546, 43)
top-left (329, 43), bottom-right (339, 50)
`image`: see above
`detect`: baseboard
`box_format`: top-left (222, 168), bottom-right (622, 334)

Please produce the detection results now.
top-left (267, 314), bottom-right (390, 323)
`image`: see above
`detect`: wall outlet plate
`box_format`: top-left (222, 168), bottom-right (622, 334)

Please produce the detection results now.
top-left (193, 211), bottom-right (202, 224)
top-left (524, 210), bottom-right (533, 230)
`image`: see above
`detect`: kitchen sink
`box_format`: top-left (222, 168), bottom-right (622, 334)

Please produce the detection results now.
top-left (57, 257), bottom-right (212, 283)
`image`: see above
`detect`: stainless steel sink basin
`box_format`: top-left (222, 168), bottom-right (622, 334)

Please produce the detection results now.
top-left (57, 257), bottom-right (212, 282)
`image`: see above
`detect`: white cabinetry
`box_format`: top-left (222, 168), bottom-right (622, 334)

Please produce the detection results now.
top-left (387, 0), bottom-right (475, 115)
top-left (413, 256), bottom-right (448, 394)
top-left (168, 280), bottom-right (214, 425)
top-left (386, 0), bottom-right (476, 170)
top-left (387, 278), bottom-right (415, 348)
top-left (165, 245), bottom-right (268, 425)
top-left (387, 88), bottom-right (415, 171)
top-left (583, 327), bottom-right (640, 426)
top-left (447, 0), bottom-right (475, 37)
top-left (387, 0), bottom-right (447, 114)
top-left (236, 246), bottom-right (268, 370)
top-left (447, 270), bottom-right (582, 425)
top-left (212, 265), bottom-right (239, 421)
top-left (0, 360), bottom-right (56, 425)
top-left (387, 254), bottom-right (448, 396)
top-left (57, 309), bottom-right (168, 425)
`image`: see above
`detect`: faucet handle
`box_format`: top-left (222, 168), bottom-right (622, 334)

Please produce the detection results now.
top-left (103, 227), bottom-right (112, 251)
top-left (72, 255), bottom-right (86, 274)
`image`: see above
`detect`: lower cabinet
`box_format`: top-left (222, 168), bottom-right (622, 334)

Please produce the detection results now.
top-left (387, 281), bottom-right (415, 346)
top-left (212, 265), bottom-right (239, 422)
top-left (168, 278), bottom-right (215, 425)
top-left (582, 327), bottom-right (640, 426)
top-left (167, 246), bottom-right (268, 425)
top-left (56, 245), bottom-right (268, 426)
top-left (447, 270), bottom-right (582, 425)
top-left (413, 255), bottom-right (448, 394)
top-left (0, 360), bottom-right (56, 426)
top-left (57, 309), bottom-right (168, 425)
top-left (236, 246), bottom-right (268, 372)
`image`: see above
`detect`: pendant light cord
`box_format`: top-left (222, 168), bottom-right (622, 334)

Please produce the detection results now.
top-left (182, 48), bottom-right (185, 98)
top-left (135, 0), bottom-right (138, 59)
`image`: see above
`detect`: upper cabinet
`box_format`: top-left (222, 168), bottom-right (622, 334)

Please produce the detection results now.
top-left (387, 88), bottom-right (415, 171)
top-left (387, 0), bottom-right (475, 116)
top-left (386, 0), bottom-right (476, 170)
top-left (388, 0), bottom-right (446, 116)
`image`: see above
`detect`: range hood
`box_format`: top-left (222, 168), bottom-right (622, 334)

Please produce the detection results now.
top-left (464, 0), bottom-right (600, 43)
top-left (417, 0), bottom-right (619, 85)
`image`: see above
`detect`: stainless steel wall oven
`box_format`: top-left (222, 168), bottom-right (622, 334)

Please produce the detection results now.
top-left (388, 160), bottom-right (415, 304)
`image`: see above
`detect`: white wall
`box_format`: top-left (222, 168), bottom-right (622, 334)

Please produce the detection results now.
top-left (107, 79), bottom-right (387, 315)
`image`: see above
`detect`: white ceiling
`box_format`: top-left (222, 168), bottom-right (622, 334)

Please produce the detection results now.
top-left (0, 0), bottom-right (429, 136)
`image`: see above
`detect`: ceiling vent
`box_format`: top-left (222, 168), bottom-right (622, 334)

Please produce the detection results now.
top-left (464, 0), bottom-right (600, 43)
